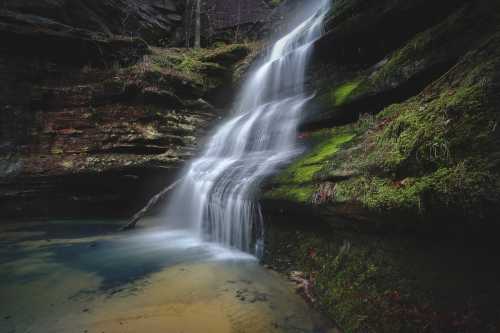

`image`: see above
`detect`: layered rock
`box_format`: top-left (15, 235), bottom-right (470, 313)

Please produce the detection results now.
top-left (0, 0), bottom-right (253, 219)
top-left (1, 0), bottom-right (186, 46)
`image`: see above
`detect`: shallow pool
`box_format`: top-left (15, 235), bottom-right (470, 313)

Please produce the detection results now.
top-left (0, 219), bottom-right (337, 333)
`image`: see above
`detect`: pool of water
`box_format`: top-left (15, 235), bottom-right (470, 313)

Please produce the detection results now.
top-left (0, 219), bottom-right (337, 333)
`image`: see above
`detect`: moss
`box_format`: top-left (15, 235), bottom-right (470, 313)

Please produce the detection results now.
top-left (261, 6), bottom-right (500, 333)
top-left (50, 147), bottom-right (64, 155)
top-left (148, 48), bottom-right (217, 85)
top-left (274, 130), bottom-right (356, 185)
top-left (309, 133), bottom-right (356, 164)
top-left (199, 44), bottom-right (250, 65)
top-left (318, 2), bottom-right (498, 122)
top-left (263, 128), bottom-right (356, 204)
top-left (362, 2), bottom-right (496, 96)
top-left (332, 81), bottom-right (361, 106)
top-left (318, 80), bottom-right (362, 110)
top-left (266, 185), bottom-right (315, 204)
top-left (369, 99), bottom-right (450, 174)
top-left (126, 44), bottom-right (251, 91)
top-left (323, 34), bottom-right (500, 221)
top-left (263, 223), bottom-right (500, 333)
top-left (371, 57), bottom-right (495, 175)
top-left (270, 33), bottom-right (500, 225)
top-left (269, 0), bottom-right (282, 7)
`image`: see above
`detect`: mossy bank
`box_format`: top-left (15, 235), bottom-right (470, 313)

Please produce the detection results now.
top-left (261, 0), bottom-right (500, 331)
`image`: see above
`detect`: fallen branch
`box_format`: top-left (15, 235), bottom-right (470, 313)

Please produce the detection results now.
top-left (289, 271), bottom-right (316, 304)
top-left (121, 178), bottom-right (183, 231)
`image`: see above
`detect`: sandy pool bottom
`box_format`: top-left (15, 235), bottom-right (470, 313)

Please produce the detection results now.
top-left (0, 220), bottom-right (337, 333)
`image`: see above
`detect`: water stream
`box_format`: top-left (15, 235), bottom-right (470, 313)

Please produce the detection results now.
top-left (166, 0), bottom-right (330, 254)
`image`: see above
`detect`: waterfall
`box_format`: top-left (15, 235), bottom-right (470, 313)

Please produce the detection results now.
top-left (165, 0), bottom-right (330, 255)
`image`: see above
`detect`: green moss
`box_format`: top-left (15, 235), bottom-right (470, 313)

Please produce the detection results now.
top-left (261, 9), bottom-right (500, 333)
top-left (316, 79), bottom-right (363, 112)
top-left (264, 224), bottom-right (500, 333)
top-left (332, 81), bottom-right (361, 106)
top-left (335, 141), bottom-right (499, 217)
top-left (177, 56), bottom-right (204, 73)
top-left (266, 185), bottom-right (314, 204)
top-left (343, 35), bottom-right (500, 218)
top-left (129, 44), bottom-right (250, 89)
top-left (264, 128), bottom-right (356, 203)
top-left (309, 133), bottom-right (356, 164)
top-left (372, 58), bottom-right (494, 175)
top-left (274, 130), bottom-right (356, 186)
top-left (270, 34), bottom-right (500, 224)
top-left (345, 3), bottom-right (497, 106)
top-left (280, 164), bottom-right (323, 184)
top-left (199, 44), bottom-right (250, 65)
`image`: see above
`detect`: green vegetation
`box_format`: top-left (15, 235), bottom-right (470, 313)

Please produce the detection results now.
top-left (264, 33), bottom-right (500, 324)
top-left (265, 128), bottom-right (355, 203)
top-left (331, 81), bottom-right (361, 106)
top-left (269, 0), bottom-right (283, 7)
top-left (120, 43), bottom-right (251, 93)
top-left (268, 32), bottom-right (500, 224)
top-left (346, 39), bottom-right (500, 217)
top-left (199, 44), bottom-right (251, 65)
top-left (357, 2), bottom-right (496, 97)
top-left (262, 3), bottom-right (500, 333)
top-left (317, 80), bottom-right (362, 111)
top-left (264, 224), bottom-right (500, 333)
top-left (265, 185), bottom-right (314, 203)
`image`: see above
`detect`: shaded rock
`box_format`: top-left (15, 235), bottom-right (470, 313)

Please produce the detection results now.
top-left (1, 0), bottom-right (186, 45)
top-left (0, 10), bottom-right (149, 67)
top-left (0, 42), bottom-right (253, 219)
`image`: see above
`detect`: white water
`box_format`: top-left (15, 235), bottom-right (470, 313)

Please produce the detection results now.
top-left (165, 0), bottom-right (330, 255)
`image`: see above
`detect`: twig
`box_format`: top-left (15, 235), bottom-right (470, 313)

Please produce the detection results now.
top-left (121, 178), bottom-right (183, 231)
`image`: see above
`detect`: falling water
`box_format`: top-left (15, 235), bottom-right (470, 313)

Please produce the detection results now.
top-left (166, 0), bottom-right (330, 255)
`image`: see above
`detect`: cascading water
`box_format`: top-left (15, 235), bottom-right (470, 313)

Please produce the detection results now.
top-left (165, 0), bottom-right (330, 255)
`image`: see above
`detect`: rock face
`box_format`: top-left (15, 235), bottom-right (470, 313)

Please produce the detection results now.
top-left (1, 0), bottom-right (186, 46)
top-left (191, 0), bottom-right (273, 45)
top-left (0, 0), bottom-right (253, 219)
top-left (261, 0), bottom-right (500, 332)
top-left (0, 11), bottom-right (150, 67)
top-left (264, 0), bottom-right (500, 233)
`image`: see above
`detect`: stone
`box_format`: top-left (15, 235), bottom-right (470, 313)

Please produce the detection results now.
top-left (0, 0), bottom-right (186, 45)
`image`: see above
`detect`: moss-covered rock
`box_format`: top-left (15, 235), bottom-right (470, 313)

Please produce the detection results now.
top-left (268, 32), bottom-right (500, 229)
top-left (264, 127), bottom-right (356, 204)
top-left (263, 219), bottom-right (500, 333)
top-left (335, 33), bottom-right (500, 226)
top-left (262, 4), bottom-right (500, 331)
top-left (0, 42), bottom-right (255, 219)
top-left (306, 0), bottom-right (499, 130)
top-left (120, 44), bottom-right (252, 99)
